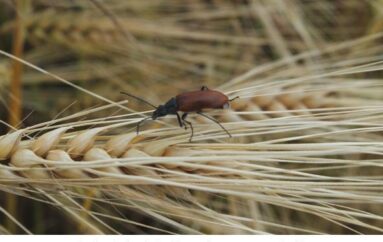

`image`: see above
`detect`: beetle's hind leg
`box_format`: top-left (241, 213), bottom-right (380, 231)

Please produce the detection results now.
top-left (182, 113), bottom-right (194, 142)
top-left (197, 112), bottom-right (232, 138)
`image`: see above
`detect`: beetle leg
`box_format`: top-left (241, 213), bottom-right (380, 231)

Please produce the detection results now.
top-left (182, 113), bottom-right (194, 142)
top-left (136, 117), bottom-right (152, 135)
top-left (197, 112), bottom-right (232, 138)
top-left (176, 112), bottom-right (183, 128)
top-left (185, 121), bottom-right (193, 142)
top-left (181, 113), bottom-right (188, 130)
top-left (200, 86), bottom-right (209, 91)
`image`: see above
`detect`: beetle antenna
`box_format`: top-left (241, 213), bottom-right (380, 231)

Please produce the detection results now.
top-left (136, 116), bottom-right (152, 134)
top-left (229, 96), bottom-right (240, 102)
top-left (121, 91), bottom-right (158, 109)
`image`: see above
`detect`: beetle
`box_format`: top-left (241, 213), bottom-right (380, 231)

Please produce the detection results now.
top-left (121, 86), bottom-right (238, 142)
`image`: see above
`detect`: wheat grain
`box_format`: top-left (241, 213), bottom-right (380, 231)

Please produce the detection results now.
top-left (0, 130), bottom-right (24, 160)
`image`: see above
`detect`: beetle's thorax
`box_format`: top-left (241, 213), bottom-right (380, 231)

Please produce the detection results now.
top-left (152, 97), bottom-right (178, 119)
top-left (164, 97), bottom-right (178, 113)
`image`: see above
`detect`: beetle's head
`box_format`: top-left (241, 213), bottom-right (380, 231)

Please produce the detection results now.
top-left (152, 105), bottom-right (168, 120)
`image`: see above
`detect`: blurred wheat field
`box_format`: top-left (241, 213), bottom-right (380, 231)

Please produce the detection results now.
top-left (1, 0), bottom-right (383, 234)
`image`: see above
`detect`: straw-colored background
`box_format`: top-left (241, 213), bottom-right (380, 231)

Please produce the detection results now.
top-left (1, 0), bottom-right (383, 234)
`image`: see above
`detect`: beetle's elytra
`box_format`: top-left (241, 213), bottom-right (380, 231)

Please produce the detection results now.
top-left (176, 89), bottom-right (229, 112)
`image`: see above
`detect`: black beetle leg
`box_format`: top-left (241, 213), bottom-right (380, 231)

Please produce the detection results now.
top-left (197, 112), bottom-right (231, 138)
top-left (176, 112), bottom-right (183, 128)
top-left (182, 113), bottom-right (194, 142)
top-left (136, 117), bottom-right (151, 135)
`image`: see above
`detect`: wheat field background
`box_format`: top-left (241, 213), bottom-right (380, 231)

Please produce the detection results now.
top-left (0, 0), bottom-right (383, 234)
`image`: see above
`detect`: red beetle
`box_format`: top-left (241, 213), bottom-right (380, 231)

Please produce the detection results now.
top-left (122, 86), bottom-right (238, 141)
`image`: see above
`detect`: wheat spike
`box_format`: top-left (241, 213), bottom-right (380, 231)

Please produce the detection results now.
top-left (1, 95), bottom-right (383, 234)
